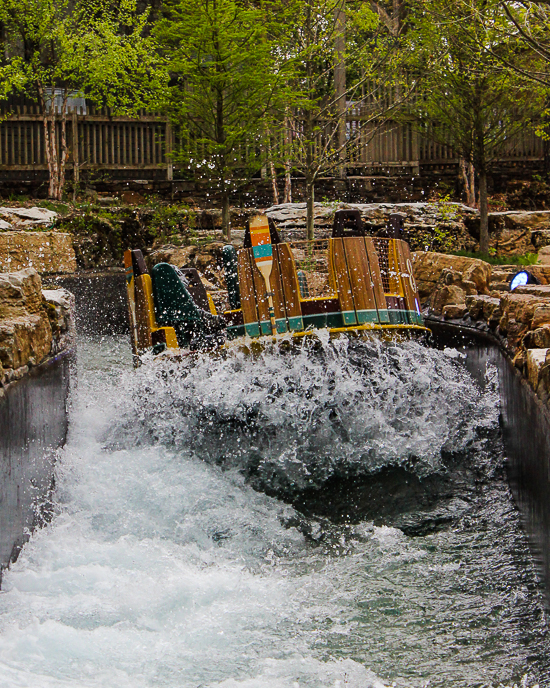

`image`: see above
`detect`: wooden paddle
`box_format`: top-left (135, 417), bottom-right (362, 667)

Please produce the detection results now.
top-left (124, 249), bottom-right (138, 356)
top-left (249, 214), bottom-right (276, 335)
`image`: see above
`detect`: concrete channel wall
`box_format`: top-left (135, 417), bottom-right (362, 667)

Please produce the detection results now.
top-left (0, 268), bottom-right (74, 583)
top-left (430, 320), bottom-right (550, 610)
top-left (0, 353), bottom-right (71, 579)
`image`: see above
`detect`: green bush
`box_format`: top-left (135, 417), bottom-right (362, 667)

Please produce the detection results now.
top-left (450, 250), bottom-right (539, 266)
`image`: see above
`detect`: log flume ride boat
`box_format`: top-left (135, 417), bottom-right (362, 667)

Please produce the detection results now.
top-left (124, 210), bottom-right (429, 361)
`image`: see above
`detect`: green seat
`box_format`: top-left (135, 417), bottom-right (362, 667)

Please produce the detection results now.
top-left (151, 262), bottom-right (226, 349)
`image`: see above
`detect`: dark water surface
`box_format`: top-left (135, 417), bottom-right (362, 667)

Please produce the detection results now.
top-left (0, 334), bottom-right (547, 688)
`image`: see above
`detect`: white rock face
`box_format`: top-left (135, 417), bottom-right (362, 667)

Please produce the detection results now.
top-left (0, 207), bottom-right (57, 224)
top-left (264, 201), bottom-right (476, 229)
top-left (0, 220), bottom-right (12, 230)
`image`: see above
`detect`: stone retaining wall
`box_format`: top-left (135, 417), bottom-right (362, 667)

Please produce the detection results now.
top-left (0, 231), bottom-right (76, 274)
top-left (415, 251), bottom-right (550, 410)
top-left (0, 268), bottom-right (74, 397)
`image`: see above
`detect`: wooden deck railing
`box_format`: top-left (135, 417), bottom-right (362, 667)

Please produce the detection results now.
top-left (0, 96), bottom-right (543, 178)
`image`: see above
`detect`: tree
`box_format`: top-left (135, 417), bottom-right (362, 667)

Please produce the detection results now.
top-left (280, 0), bottom-right (413, 240)
top-left (155, 0), bottom-right (293, 241)
top-left (0, 0), bottom-right (165, 199)
top-left (406, 0), bottom-right (541, 253)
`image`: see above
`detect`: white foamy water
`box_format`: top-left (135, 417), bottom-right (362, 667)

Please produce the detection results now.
top-left (0, 336), bottom-right (547, 688)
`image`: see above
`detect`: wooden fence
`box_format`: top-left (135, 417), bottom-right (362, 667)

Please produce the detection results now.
top-left (0, 96), bottom-right (544, 179)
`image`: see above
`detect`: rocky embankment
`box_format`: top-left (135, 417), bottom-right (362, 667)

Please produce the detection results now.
top-left (0, 268), bottom-right (74, 396)
top-left (0, 206), bottom-right (75, 274)
top-left (415, 251), bottom-right (550, 405)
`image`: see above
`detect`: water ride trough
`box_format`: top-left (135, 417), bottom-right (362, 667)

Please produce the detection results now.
top-left (124, 210), bottom-right (429, 360)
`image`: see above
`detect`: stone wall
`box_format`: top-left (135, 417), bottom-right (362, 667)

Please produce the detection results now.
top-left (0, 232), bottom-right (76, 274)
top-left (0, 268), bottom-right (74, 396)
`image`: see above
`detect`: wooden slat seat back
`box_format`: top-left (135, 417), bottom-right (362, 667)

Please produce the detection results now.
top-left (237, 243), bottom-right (303, 337)
top-left (328, 237), bottom-right (388, 325)
top-left (394, 239), bottom-right (423, 325)
top-left (371, 238), bottom-right (423, 325)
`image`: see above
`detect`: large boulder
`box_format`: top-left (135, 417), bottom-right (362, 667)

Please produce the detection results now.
top-left (0, 315), bottom-right (51, 370)
top-left (412, 252), bottom-right (492, 301)
top-left (0, 268), bottom-right (53, 371)
top-left (0, 269), bottom-right (73, 378)
top-left (0, 231), bottom-right (76, 273)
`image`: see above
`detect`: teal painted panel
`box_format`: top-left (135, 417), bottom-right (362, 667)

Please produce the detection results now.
top-left (356, 309), bottom-right (379, 325)
top-left (252, 244), bottom-right (273, 259)
top-left (326, 312), bottom-right (345, 328)
top-left (377, 309), bottom-right (390, 324)
top-left (342, 310), bottom-right (357, 326)
top-left (276, 318), bottom-right (288, 334)
top-left (388, 310), bottom-right (407, 325)
top-left (227, 324), bottom-right (246, 340)
top-left (408, 311), bottom-right (424, 326)
top-left (303, 314), bottom-right (327, 329)
top-left (245, 322), bottom-right (261, 338)
top-left (260, 320), bottom-right (273, 336)
top-left (287, 315), bottom-right (304, 331)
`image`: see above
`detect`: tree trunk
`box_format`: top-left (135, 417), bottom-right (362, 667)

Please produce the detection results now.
top-left (284, 165), bottom-right (292, 204)
top-left (283, 114), bottom-right (292, 203)
top-left (335, 1), bottom-right (346, 179)
top-left (460, 158), bottom-right (476, 208)
top-left (56, 95), bottom-right (69, 201)
top-left (72, 110), bottom-right (79, 202)
top-left (266, 131), bottom-right (279, 205)
top-left (222, 190), bottom-right (231, 242)
top-left (478, 168), bottom-right (489, 254)
top-left (306, 177), bottom-right (315, 242)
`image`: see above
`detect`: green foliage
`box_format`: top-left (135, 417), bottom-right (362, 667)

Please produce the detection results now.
top-left (451, 250), bottom-right (539, 265)
top-left (155, 0), bottom-right (292, 208)
top-left (149, 205), bottom-right (195, 244)
top-left (0, 0), bottom-right (166, 114)
top-left (37, 200), bottom-right (70, 216)
top-left (0, 0), bottom-right (166, 199)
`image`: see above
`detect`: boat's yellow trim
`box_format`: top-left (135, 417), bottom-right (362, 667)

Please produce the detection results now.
top-left (141, 274), bottom-right (179, 349)
top-left (299, 294), bottom-right (338, 302)
top-left (207, 292), bottom-right (217, 316)
top-left (291, 323), bottom-right (430, 339)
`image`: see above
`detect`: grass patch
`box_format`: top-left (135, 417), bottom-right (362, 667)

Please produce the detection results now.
top-left (36, 200), bottom-right (70, 216)
top-left (450, 250), bottom-right (539, 266)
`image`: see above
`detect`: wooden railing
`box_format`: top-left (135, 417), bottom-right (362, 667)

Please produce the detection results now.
top-left (0, 96), bottom-right (544, 178)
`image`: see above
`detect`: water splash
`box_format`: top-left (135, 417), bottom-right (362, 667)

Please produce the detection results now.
top-left (111, 336), bottom-right (500, 498)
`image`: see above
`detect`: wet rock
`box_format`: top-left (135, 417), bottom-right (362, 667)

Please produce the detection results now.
top-left (0, 314), bottom-right (51, 370)
top-left (523, 326), bottom-right (550, 349)
top-left (42, 288), bottom-right (75, 354)
top-left (0, 231), bottom-right (76, 274)
top-left (465, 295), bottom-right (501, 325)
top-left (412, 251), bottom-right (492, 301)
top-left (526, 348), bottom-right (550, 390)
top-left (531, 304), bottom-right (550, 329)
top-left (430, 285), bottom-right (466, 315)
top-left (0, 269), bottom-right (73, 384)
top-left (537, 245), bottom-right (550, 263)
top-left (442, 303), bottom-right (468, 320)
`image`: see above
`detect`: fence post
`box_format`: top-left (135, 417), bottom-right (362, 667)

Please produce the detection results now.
top-left (72, 110), bottom-right (79, 192)
top-left (165, 119), bottom-right (173, 181)
top-left (411, 123), bottom-right (420, 175)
